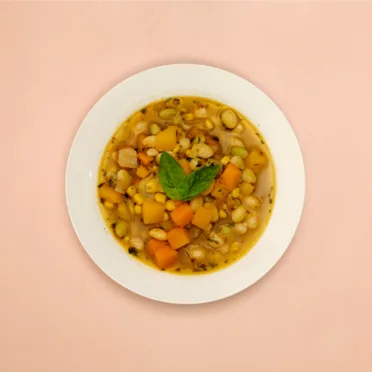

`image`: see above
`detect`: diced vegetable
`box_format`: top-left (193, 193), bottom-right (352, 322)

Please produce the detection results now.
top-left (146, 239), bottom-right (178, 269)
top-left (205, 137), bottom-right (220, 155)
top-left (171, 204), bottom-right (194, 227)
top-left (219, 163), bottom-right (242, 190)
top-left (146, 238), bottom-right (168, 257)
top-left (192, 206), bottom-right (213, 230)
top-left (154, 246), bottom-right (178, 269)
top-left (117, 202), bottom-right (132, 222)
top-left (211, 182), bottom-right (230, 200)
top-left (187, 127), bottom-right (205, 139)
top-left (167, 228), bottom-right (191, 249)
top-left (142, 199), bottom-right (166, 224)
top-left (115, 169), bottom-right (132, 193)
top-left (156, 126), bottom-right (177, 151)
top-left (117, 147), bottom-right (138, 168)
top-left (99, 184), bottom-right (123, 204)
top-left (136, 166), bottom-right (150, 179)
top-left (138, 152), bottom-right (153, 166)
top-left (245, 149), bottom-right (267, 173)
top-left (179, 158), bottom-right (192, 175)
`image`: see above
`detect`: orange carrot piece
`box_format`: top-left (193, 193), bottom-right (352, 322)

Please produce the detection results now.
top-left (179, 158), bottom-right (192, 175)
top-left (219, 163), bottom-right (242, 190)
top-left (171, 204), bottom-right (194, 227)
top-left (136, 165), bottom-right (150, 179)
top-left (138, 152), bottom-right (153, 166)
top-left (186, 127), bottom-right (205, 139)
top-left (146, 239), bottom-right (178, 269)
top-left (167, 228), bottom-right (191, 249)
top-left (146, 238), bottom-right (168, 257)
top-left (192, 206), bottom-right (213, 230)
top-left (154, 246), bottom-right (178, 269)
top-left (211, 182), bottom-right (230, 200)
top-left (205, 137), bottom-right (220, 155)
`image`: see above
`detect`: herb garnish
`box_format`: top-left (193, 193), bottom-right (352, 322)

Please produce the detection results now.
top-left (159, 152), bottom-right (220, 201)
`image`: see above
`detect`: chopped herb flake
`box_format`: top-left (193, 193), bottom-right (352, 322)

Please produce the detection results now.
top-left (128, 247), bottom-right (138, 256)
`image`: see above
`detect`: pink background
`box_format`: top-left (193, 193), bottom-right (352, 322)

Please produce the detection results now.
top-left (1, 2), bottom-right (372, 371)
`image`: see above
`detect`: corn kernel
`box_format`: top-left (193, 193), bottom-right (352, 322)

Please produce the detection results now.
top-left (134, 205), bottom-right (142, 215)
top-left (165, 200), bottom-right (176, 211)
top-left (127, 186), bottom-right (137, 197)
top-left (231, 188), bottom-right (240, 199)
top-left (163, 212), bottom-right (170, 221)
top-left (173, 144), bottom-right (181, 154)
top-left (186, 149), bottom-right (196, 158)
top-left (133, 193), bottom-right (144, 205)
top-left (155, 193), bottom-right (167, 204)
top-left (204, 118), bottom-right (214, 129)
top-left (219, 209), bottom-right (227, 219)
top-left (221, 156), bottom-right (230, 165)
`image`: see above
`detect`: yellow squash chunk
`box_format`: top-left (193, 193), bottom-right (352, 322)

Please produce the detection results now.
top-left (192, 206), bottom-right (213, 230)
top-left (245, 149), bottom-right (268, 174)
top-left (99, 184), bottom-right (123, 204)
top-left (156, 126), bottom-right (177, 151)
top-left (142, 199), bottom-right (166, 224)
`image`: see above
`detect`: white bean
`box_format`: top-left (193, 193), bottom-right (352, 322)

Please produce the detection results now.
top-left (142, 135), bottom-right (157, 148)
top-left (246, 214), bottom-right (259, 229)
top-left (188, 247), bottom-right (206, 260)
top-left (149, 228), bottom-right (167, 241)
top-left (230, 155), bottom-right (244, 169)
top-left (207, 232), bottom-right (225, 248)
top-left (230, 138), bottom-right (245, 147)
top-left (115, 221), bottom-right (128, 238)
top-left (243, 195), bottom-right (261, 210)
top-left (242, 168), bottom-right (256, 183)
top-left (150, 123), bottom-right (161, 135)
top-left (192, 144), bottom-right (214, 158)
top-left (147, 148), bottom-right (159, 157)
top-left (221, 109), bottom-right (238, 129)
top-left (230, 146), bottom-right (248, 159)
top-left (159, 108), bottom-right (177, 120)
top-left (129, 237), bottom-right (144, 250)
top-left (232, 205), bottom-right (247, 222)
top-left (234, 223), bottom-right (248, 235)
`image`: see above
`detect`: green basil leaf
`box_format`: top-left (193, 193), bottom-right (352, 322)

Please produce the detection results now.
top-left (183, 166), bottom-right (221, 201)
top-left (159, 152), bottom-right (187, 200)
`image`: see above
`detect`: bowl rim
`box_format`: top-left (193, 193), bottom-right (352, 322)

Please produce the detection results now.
top-left (65, 63), bottom-right (305, 304)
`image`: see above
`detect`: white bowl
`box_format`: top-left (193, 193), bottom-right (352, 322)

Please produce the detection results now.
top-left (65, 64), bottom-right (305, 304)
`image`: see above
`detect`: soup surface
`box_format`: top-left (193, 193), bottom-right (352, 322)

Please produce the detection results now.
top-left (98, 97), bottom-right (275, 274)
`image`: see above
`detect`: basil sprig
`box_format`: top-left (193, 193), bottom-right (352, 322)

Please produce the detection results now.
top-left (159, 152), bottom-right (220, 201)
